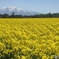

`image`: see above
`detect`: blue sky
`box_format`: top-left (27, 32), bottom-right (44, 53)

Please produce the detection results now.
top-left (0, 0), bottom-right (59, 13)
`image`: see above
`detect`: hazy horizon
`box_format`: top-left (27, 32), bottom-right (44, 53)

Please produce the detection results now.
top-left (0, 0), bottom-right (59, 13)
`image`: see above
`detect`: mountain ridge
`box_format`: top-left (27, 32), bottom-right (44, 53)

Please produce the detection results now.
top-left (0, 6), bottom-right (40, 15)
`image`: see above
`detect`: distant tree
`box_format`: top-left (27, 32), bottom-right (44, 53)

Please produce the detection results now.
top-left (0, 14), bottom-right (2, 17)
top-left (10, 12), bottom-right (15, 18)
top-left (1, 14), bottom-right (9, 18)
top-left (48, 12), bottom-right (52, 18)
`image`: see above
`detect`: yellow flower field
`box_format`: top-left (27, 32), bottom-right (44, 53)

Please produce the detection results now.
top-left (0, 18), bottom-right (59, 59)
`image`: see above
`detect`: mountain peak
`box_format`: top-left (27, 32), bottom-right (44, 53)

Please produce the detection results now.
top-left (2, 6), bottom-right (23, 11)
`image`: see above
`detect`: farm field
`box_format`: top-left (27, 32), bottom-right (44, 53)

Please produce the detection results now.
top-left (0, 18), bottom-right (59, 59)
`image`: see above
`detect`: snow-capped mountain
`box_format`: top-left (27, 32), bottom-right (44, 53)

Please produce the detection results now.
top-left (0, 6), bottom-right (39, 15)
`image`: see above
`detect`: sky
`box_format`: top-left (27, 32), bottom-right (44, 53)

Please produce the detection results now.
top-left (0, 0), bottom-right (59, 13)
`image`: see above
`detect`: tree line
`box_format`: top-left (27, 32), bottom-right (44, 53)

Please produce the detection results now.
top-left (0, 12), bottom-right (59, 18)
